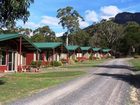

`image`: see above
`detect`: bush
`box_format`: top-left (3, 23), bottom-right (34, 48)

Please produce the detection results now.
top-left (71, 55), bottom-right (76, 60)
top-left (50, 61), bottom-right (62, 67)
top-left (75, 59), bottom-right (78, 62)
top-left (69, 59), bottom-right (75, 64)
top-left (89, 54), bottom-right (93, 60)
top-left (134, 55), bottom-right (140, 58)
top-left (30, 60), bottom-right (42, 68)
top-left (36, 60), bottom-right (42, 67)
top-left (61, 59), bottom-right (68, 64)
top-left (30, 61), bottom-right (36, 68)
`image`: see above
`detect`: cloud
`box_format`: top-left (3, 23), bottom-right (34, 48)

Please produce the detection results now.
top-left (17, 21), bottom-right (41, 29)
top-left (41, 16), bottom-right (59, 26)
top-left (56, 32), bottom-right (64, 37)
top-left (85, 10), bottom-right (99, 22)
top-left (79, 18), bottom-right (89, 28)
top-left (100, 5), bottom-right (122, 19)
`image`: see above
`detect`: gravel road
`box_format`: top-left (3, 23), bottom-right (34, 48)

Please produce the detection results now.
top-left (10, 58), bottom-right (133, 105)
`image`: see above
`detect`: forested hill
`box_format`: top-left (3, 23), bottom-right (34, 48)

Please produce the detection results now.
top-left (114, 12), bottom-right (140, 24)
top-left (82, 12), bottom-right (140, 55)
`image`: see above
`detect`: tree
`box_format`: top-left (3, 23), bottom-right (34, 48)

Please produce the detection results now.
top-left (56, 6), bottom-right (83, 45)
top-left (31, 26), bottom-right (58, 42)
top-left (0, 27), bottom-right (32, 37)
top-left (69, 30), bottom-right (90, 46)
top-left (119, 22), bottom-right (140, 55)
top-left (30, 34), bottom-right (46, 42)
top-left (90, 21), bottom-right (124, 50)
top-left (33, 26), bottom-right (55, 37)
top-left (0, 0), bottom-right (34, 28)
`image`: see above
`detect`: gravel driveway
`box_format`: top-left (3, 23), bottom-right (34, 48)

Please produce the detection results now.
top-left (10, 58), bottom-right (133, 105)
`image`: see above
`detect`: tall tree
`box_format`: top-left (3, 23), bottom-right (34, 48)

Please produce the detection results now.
top-left (90, 21), bottom-right (124, 50)
top-left (69, 30), bottom-right (90, 46)
top-left (56, 6), bottom-right (83, 45)
top-left (119, 22), bottom-right (140, 55)
top-left (0, 0), bottom-right (34, 28)
top-left (33, 26), bottom-right (55, 37)
top-left (31, 26), bottom-right (57, 42)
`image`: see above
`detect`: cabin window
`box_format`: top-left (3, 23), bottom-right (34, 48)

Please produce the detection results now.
top-left (0, 51), bottom-right (6, 65)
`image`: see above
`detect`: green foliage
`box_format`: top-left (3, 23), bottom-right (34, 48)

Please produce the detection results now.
top-left (90, 20), bottom-right (124, 49)
top-left (31, 34), bottom-right (46, 42)
top-left (30, 60), bottom-right (42, 68)
top-left (30, 61), bottom-right (36, 68)
top-left (119, 22), bottom-right (140, 55)
top-left (84, 19), bottom-right (140, 55)
top-left (50, 61), bottom-right (62, 67)
top-left (33, 26), bottom-right (55, 37)
top-left (0, 0), bottom-right (34, 28)
top-left (57, 6), bottom-right (83, 33)
top-left (89, 53), bottom-right (93, 60)
top-left (37, 60), bottom-right (42, 67)
top-left (57, 6), bottom-right (83, 45)
top-left (69, 29), bottom-right (90, 46)
top-left (31, 26), bottom-right (61, 42)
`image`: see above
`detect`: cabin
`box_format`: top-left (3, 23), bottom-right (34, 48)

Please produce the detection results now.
top-left (0, 34), bottom-right (40, 72)
top-left (92, 48), bottom-right (102, 59)
top-left (66, 45), bottom-right (82, 60)
top-left (34, 42), bottom-right (68, 64)
top-left (102, 49), bottom-right (112, 58)
top-left (80, 47), bottom-right (93, 60)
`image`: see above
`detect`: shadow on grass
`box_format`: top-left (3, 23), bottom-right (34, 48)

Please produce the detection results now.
top-left (0, 79), bottom-right (5, 85)
top-left (94, 64), bottom-right (140, 89)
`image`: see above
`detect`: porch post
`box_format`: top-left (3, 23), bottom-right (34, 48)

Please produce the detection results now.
top-left (52, 48), bottom-right (55, 62)
top-left (67, 51), bottom-right (69, 61)
top-left (6, 49), bottom-right (8, 71)
top-left (36, 50), bottom-right (39, 67)
top-left (19, 36), bottom-right (22, 71)
top-left (61, 45), bottom-right (63, 60)
top-left (36, 50), bottom-right (39, 61)
top-left (74, 50), bottom-right (76, 59)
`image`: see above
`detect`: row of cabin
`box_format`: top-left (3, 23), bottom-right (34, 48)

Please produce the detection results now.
top-left (0, 34), bottom-right (112, 72)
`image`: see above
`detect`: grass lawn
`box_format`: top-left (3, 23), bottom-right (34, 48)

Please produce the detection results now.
top-left (0, 59), bottom-right (107, 104)
top-left (62, 59), bottom-right (106, 68)
top-left (0, 71), bottom-right (85, 104)
top-left (129, 58), bottom-right (140, 71)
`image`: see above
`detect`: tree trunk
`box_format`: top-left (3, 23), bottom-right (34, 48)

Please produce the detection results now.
top-left (66, 35), bottom-right (68, 46)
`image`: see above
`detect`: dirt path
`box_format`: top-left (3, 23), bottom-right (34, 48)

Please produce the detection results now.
top-left (10, 58), bottom-right (133, 105)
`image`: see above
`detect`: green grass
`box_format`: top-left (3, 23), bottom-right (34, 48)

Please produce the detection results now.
top-left (62, 60), bottom-right (106, 68)
top-left (0, 71), bottom-right (85, 104)
top-left (130, 58), bottom-right (140, 71)
top-left (0, 59), bottom-right (107, 104)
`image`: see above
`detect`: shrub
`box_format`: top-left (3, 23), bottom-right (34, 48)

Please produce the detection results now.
top-left (134, 55), bottom-right (140, 58)
top-left (69, 59), bottom-right (75, 64)
top-left (75, 59), bottom-right (78, 62)
top-left (30, 61), bottom-right (36, 68)
top-left (36, 60), bottom-right (42, 67)
top-left (50, 61), bottom-right (62, 67)
top-left (89, 54), bottom-right (93, 60)
top-left (61, 58), bottom-right (68, 64)
top-left (71, 55), bottom-right (76, 60)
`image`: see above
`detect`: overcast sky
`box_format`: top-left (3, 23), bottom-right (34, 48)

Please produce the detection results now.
top-left (16, 0), bottom-right (140, 37)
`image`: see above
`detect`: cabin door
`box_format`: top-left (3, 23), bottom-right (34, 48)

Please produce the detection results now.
top-left (8, 52), bottom-right (15, 71)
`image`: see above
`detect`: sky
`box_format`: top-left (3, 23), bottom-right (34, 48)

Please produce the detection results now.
top-left (17, 0), bottom-right (140, 37)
